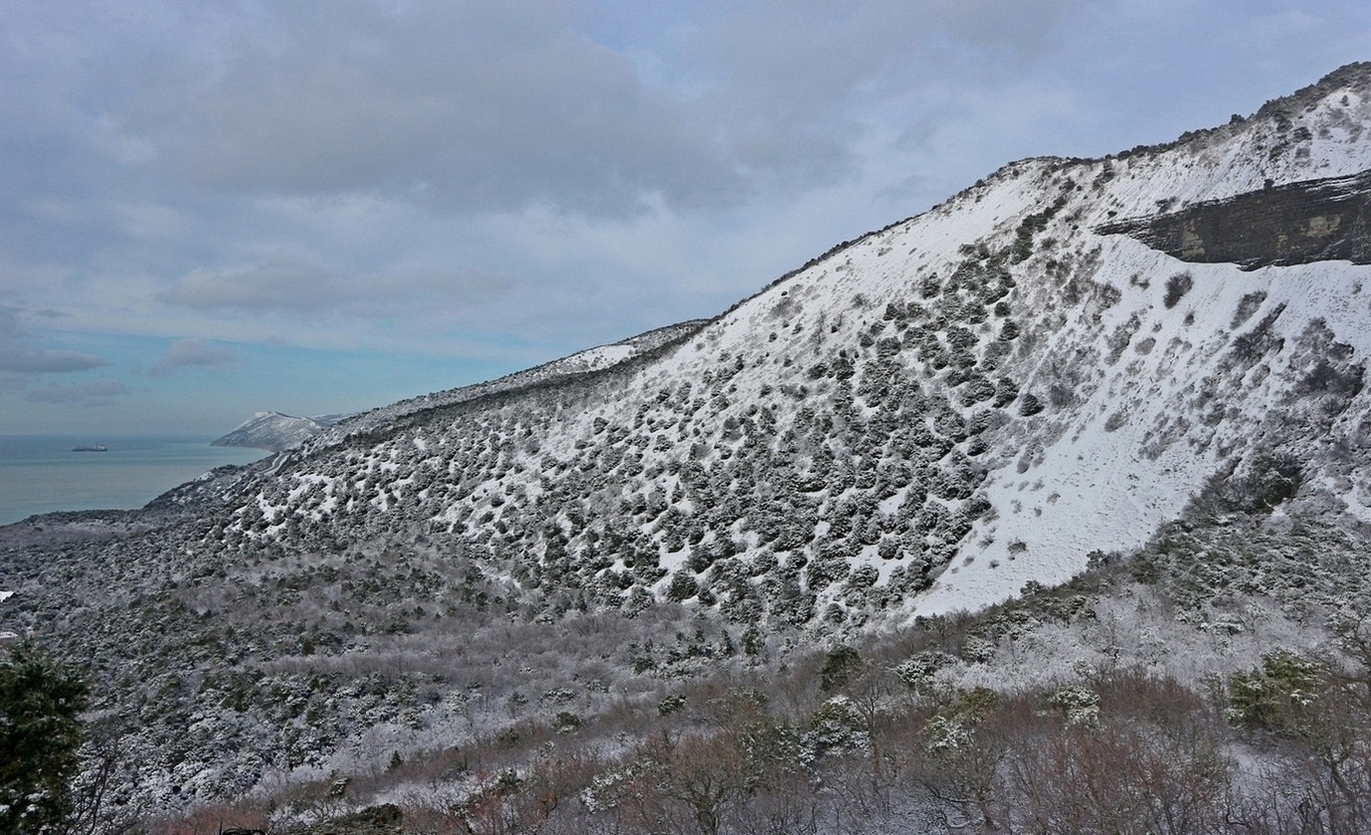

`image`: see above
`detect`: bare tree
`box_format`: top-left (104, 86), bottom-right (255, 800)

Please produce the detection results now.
top-left (58, 719), bottom-right (146, 835)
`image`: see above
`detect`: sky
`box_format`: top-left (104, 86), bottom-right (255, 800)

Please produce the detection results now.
top-left (2, 1), bottom-right (1369, 436)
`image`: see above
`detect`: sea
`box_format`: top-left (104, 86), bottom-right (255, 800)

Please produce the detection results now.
top-left (0, 435), bottom-right (269, 526)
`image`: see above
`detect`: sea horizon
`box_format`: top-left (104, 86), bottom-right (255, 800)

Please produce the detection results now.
top-left (0, 434), bottom-right (268, 526)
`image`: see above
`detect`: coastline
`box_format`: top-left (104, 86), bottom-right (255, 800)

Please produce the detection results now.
top-left (0, 435), bottom-right (266, 526)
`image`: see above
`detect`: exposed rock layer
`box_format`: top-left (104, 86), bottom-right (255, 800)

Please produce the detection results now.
top-left (1099, 170), bottom-right (1371, 268)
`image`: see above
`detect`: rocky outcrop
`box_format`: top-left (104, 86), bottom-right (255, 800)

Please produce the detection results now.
top-left (1099, 170), bottom-right (1371, 268)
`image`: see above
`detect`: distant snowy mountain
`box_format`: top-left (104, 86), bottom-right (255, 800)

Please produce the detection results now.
top-left (211, 411), bottom-right (341, 452)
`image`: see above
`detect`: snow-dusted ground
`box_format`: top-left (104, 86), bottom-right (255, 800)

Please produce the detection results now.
top-left (920, 244), bottom-right (1371, 615)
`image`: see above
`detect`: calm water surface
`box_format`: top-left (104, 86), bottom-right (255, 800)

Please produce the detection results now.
top-left (0, 435), bottom-right (267, 526)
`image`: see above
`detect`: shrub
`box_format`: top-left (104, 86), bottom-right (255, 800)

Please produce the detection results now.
top-left (806, 696), bottom-right (869, 756)
top-left (993, 377), bottom-right (1019, 408)
top-left (1227, 650), bottom-right (1322, 733)
top-left (554, 711), bottom-right (583, 733)
top-left (959, 636), bottom-right (997, 663)
top-left (658, 694), bottom-right (687, 716)
top-left (1240, 454), bottom-right (1302, 511)
top-left (1163, 272), bottom-right (1194, 309)
top-left (1045, 685), bottom-right (1101, 727)
top-left (894, 650), bottom-right (955, 690)
top-left (665, 571), bottom-right (699, 602)
top-left (819, 645), bottom-right (862, 692)
top-left (1018, 393), bottom-right (1044, 416)
top-left (0, 643), bottom-right (89, 834)
top-left (959, 376), bottom-right (997, 407)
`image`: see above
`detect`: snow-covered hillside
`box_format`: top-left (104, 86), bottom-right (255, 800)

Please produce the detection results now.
top-left (213, 63), bottom-right (1371, 622)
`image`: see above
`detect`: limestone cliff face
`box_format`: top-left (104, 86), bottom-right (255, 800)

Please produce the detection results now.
top-left (1098, 170), bottom-right (1371, 268)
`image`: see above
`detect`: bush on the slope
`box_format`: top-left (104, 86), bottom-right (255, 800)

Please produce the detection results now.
top-left (1227, 650), bottom-right (1324, 734)
top-left (0, 642), bottom-right (88, 834)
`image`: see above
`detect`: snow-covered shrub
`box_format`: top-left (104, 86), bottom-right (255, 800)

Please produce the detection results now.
top-left (0, 643), bottom-right (88, 834)
top-left (893, 650), bottom-right (955, 691)
top-left (921, 686), bottom-right (1000, 755)
top-left (1044, 685), bottom-right (1101, 727)
top-left (922, 714), bottom-right (972, 753)
top-left (804, 695), bottom-right (869, 757)
top-left (959, 635), bottom-right (997, 664)
top-left (664, 571), bottom-right (698, 602)
top-left (818, 645), bottom-right (863, 693)
top-left (1240, 454), bottom-right (1303, 511)
top-left (1163, 271), bottom-right (1194, 309)
top-left (1226, 650), bottom-right (1322, 733)
top-left (657, 694), bottom-right (686, 716)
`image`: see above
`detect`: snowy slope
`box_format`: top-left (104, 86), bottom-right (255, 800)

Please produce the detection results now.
top-left (214, 63), bottom-right (1371, 625)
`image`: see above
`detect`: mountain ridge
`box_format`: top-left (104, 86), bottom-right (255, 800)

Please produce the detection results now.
top-left (209, 60), bottom-right (1371, 620)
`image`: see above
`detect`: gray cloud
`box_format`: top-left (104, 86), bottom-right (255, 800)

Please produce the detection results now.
top-left (35, 0), bottom-right (1092, 223)
top-left (125, 2), bottom-right (743, 216)
top-left (150, 338), bottom-right (240, 376)
top-left (24, 379), bottom-right (131, 405)
top-left (159, 259), bottom-right (520, 320)
top-left (678, 1), bottom-right (1085, 172)
top-left (0, 307), bottom-right (107, 374)
top-left (1, 0), bottom-right (1369, 437)
top-left (0, 348), bottom-right (107, 374)
top-left (161, 263), bottom-right (347, 314)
